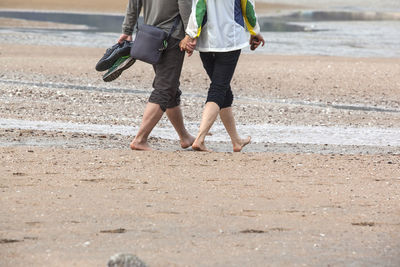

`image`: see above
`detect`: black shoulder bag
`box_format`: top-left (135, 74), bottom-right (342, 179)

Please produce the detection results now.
top-left (130, 1), bottom-right (181, 65)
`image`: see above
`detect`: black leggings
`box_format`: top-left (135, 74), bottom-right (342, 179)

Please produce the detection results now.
top-left (199, 50), bottom-right (241, 109)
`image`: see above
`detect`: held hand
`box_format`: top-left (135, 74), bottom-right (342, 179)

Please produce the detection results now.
top-left (117, 34), bottom-right (132, 44)
top-left (180, 35), bottom-right (197, 57)
top-left (186, 38), bottom-right (197, 57)
top-left (250, 34), bottom-right (265, 51)
top-left (179, 36), bottom-right (189, 52)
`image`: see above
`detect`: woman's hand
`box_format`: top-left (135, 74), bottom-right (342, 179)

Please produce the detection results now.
top-left (180, 35), bottom-right (197, 57)
top-left (117, 34), bottom-right (132, 44)
top-left (250, 34), bottom-right (265, 51)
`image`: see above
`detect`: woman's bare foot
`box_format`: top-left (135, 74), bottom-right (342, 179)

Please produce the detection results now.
top-left (130, 140), bottom-right (152, 151)
top-left (180, 134), bottom-right (196, 149)
top-left (233, 136), bottom-right (251, 152)
top-left (192, 140), bottom-right (212, 152)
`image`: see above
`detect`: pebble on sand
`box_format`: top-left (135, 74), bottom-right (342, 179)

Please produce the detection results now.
top-left (108, 253), bottom-right (147, 267)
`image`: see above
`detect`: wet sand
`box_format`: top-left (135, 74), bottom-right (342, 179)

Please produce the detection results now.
top-left (2, 0), bottom-right (398, 15)
top-left (0, 17), bottom-right (89, 30)
top-left (1, 1), bottom-right (400, 266)
top-left (1, 44), bottom-right (399, 130)
top-left (0, 0), bottom-right (305, 14)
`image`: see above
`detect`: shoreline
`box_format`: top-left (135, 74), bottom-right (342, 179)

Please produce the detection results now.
top-left (0, 2), bottom-right (308, 15)
top-left (2, 13), bottom-right (399, 58)
top-left (0, 44), bottom-right (399, 154)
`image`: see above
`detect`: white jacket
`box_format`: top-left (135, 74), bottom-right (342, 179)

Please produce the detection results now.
top-left (185, 0), bottom-right (260, 52)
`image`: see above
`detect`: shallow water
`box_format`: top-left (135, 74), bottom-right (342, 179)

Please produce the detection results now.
top-left (1, 10), bottom-right (400, 57)
top-left (1, 118), bottom-right (399, 147)
top-left (254, 21), bottom-right (400, 58)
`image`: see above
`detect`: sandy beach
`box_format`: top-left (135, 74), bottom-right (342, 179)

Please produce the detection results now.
top-left (1, 1), bottom-right (400, 266)
top-left (1, 147), bottom-right (399, 266)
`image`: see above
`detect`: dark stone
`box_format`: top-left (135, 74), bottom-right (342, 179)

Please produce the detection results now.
top-left (108, 254), bottom-right (147, 267)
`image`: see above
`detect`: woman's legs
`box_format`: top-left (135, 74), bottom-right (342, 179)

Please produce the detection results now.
top-left (192, 102), bottom-right (220, 152)
top-left (219, 107), bottom-right (251, 152)
top-left (194, 50), bottom-right (249, 152)
top-left (166, 105), bottom-right (195, 148)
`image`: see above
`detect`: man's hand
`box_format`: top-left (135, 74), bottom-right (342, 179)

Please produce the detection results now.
top-left (180, 35), bottom-right (197, 57)
top-left (117, 34), bottom-right (132, 44)
top-left (250, 34), bottom-right (265, 51)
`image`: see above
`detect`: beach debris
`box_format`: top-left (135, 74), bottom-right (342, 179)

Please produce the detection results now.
top-left (240, 227), bottom-right (290, 234)
top-left (351, 222), bottom-right (376, 227)
top-left (0, 238), bottom-right (22, 244)
top-left (240, 229), bottom-right (266, 234)
top-left (100, 228), bottom-right (127, 234)
top-left (12, 172), bottom-right (26, 176)
top-left (108, 253), bottom-right (147, 267)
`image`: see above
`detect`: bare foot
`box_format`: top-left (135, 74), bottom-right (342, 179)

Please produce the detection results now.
top-left (233, 136), bottom-right (251, 152)
top-left (180, 134), bottom-right (195, 149)
top-left (130, 140), bottom-right (152, 151)
top-left (192, 140), bottom-right (212, 152)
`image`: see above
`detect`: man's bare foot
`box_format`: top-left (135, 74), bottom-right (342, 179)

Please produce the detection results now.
top-left (130, 140), bottom-right (152, 151)
top-left (233, 136), bottom-right (251, 152)
top-left (192, 140), bottom-right (212, 152)
top-left (180, 134), bottom-right (196, 149)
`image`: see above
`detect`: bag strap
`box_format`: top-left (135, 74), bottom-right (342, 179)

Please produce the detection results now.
top-left (159, 15), bottom-right (181, 51)
top-left (135, 0), bottom-right (181, 40)
top-left (166, 15), bottom-right (181, 41)
top-left (135, 0), bottom-right (141, 32)
top-left (135, 0), bottom-right (181, 51)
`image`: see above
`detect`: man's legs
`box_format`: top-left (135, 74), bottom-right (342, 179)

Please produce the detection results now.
top-left (130, 102), bottom-right (164, 151)
top-left (131, 38), bottom-right (193, 150)
top-left (130, 104), bottom-right (194, 151)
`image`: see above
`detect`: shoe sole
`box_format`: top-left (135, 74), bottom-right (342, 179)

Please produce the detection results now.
top-left (103, 57), bottom-right (136, 82)
top-left (96, 46), bottom-right (131, 72)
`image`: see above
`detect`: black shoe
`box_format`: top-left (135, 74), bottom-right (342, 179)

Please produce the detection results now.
top-left (102, 56), bottom-right (136, 82)
top-left (95, 41), bottom-right (132, 72)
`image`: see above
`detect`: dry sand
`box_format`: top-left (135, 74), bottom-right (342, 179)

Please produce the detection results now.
top-left (1, 1), bottom-right (400, 266)
top-left (1, 147), bottom-right (400, 266)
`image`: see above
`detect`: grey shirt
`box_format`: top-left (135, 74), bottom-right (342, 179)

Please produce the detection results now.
top-left (122, 0), bottom-right (192, 40)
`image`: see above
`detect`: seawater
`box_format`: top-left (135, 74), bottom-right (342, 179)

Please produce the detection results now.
top-left (0, 10), bottom-right (400, 58)
top-left (254, 21), bottom-right (400, 58)
top-left (1, 118), bottom-right (400, 147)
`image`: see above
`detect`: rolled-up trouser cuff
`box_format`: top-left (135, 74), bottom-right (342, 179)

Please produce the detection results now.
top-left (149, 88), bottom-right (182, 112)
top-left (206, 86), bottom-right (233, 109)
